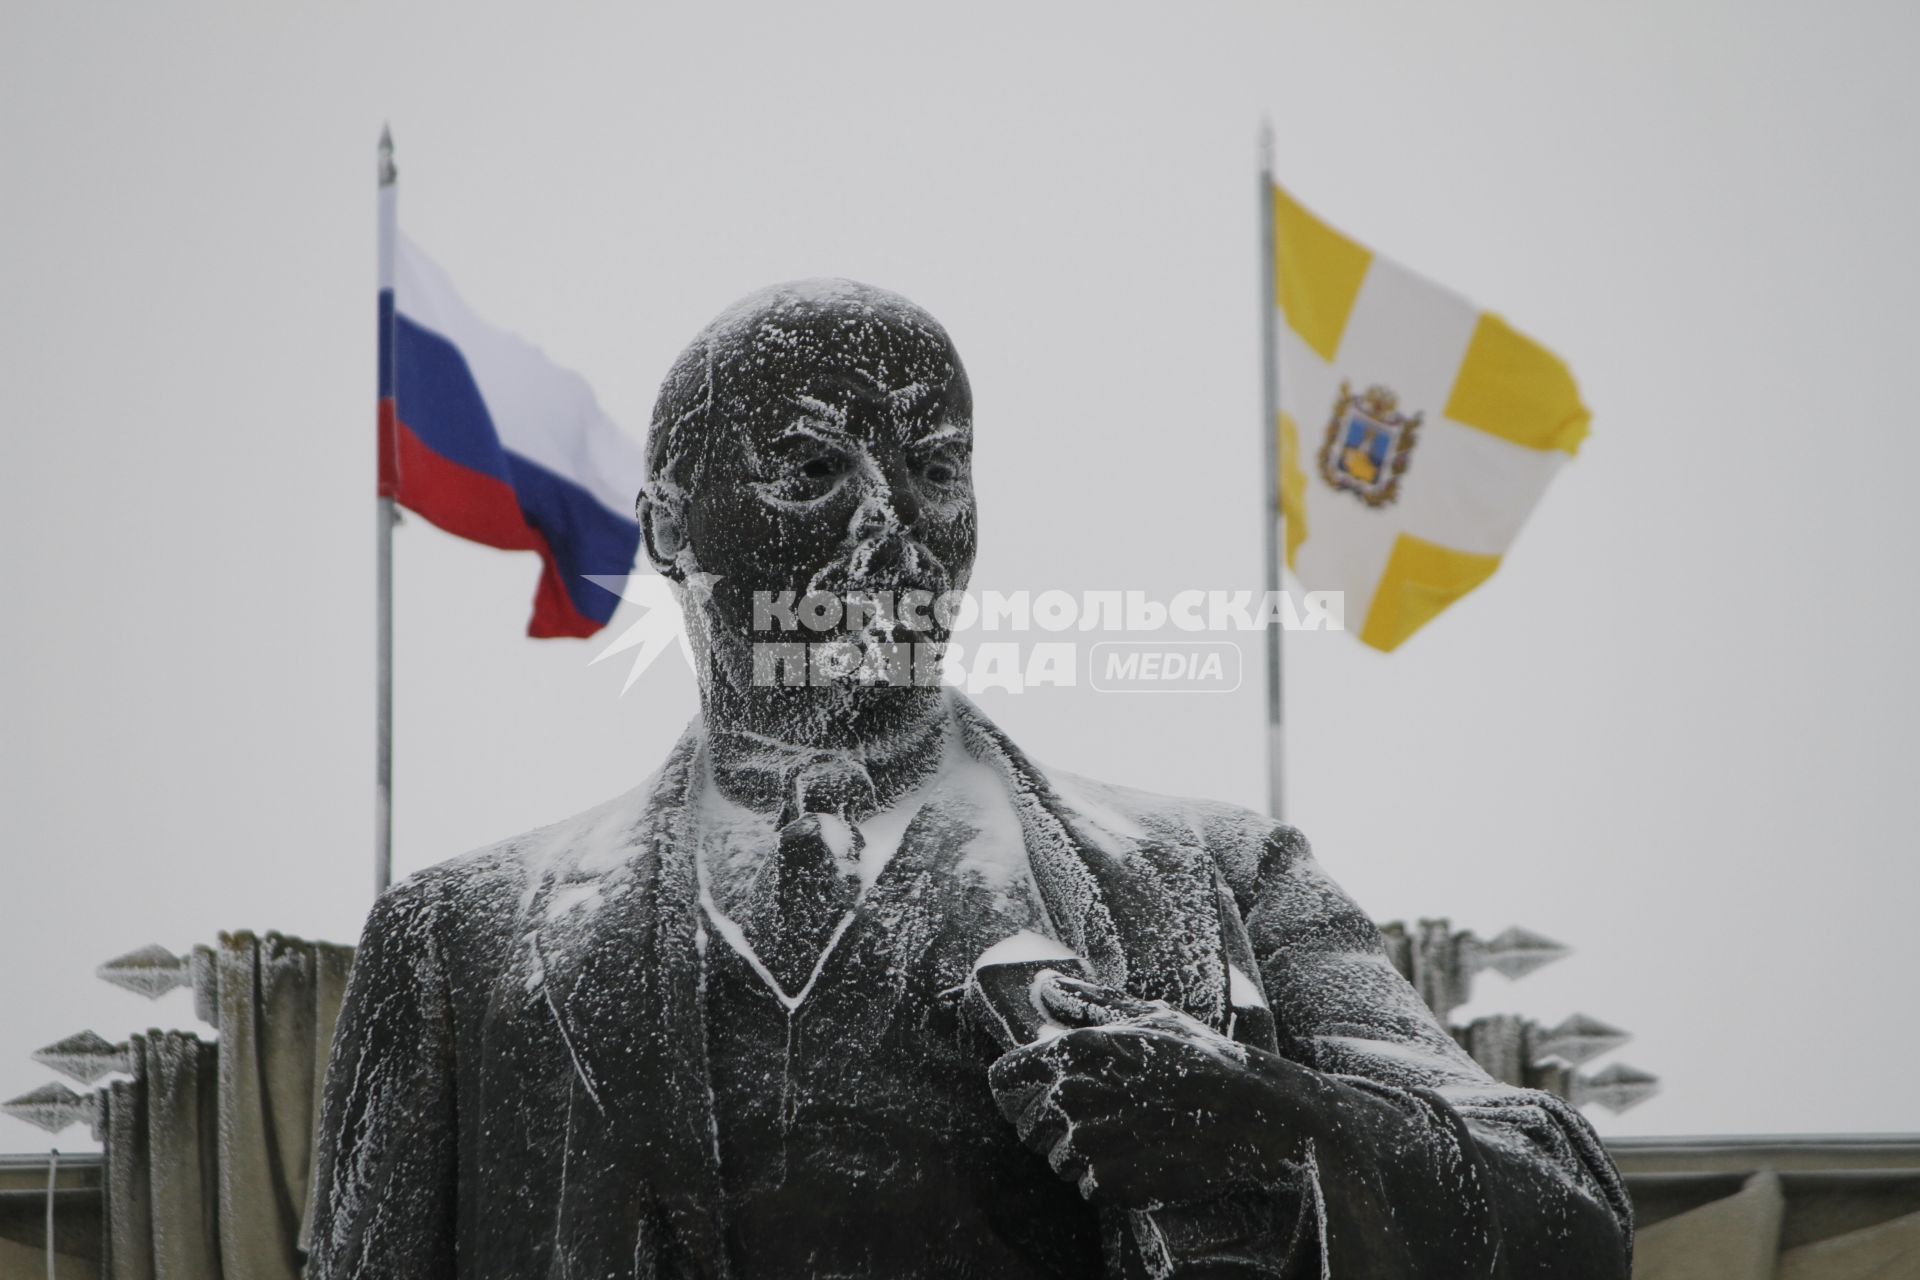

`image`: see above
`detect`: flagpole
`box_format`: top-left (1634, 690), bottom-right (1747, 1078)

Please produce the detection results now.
top-left (375, 126), bottom-right (398, 895)
top-left (1258, 121), bottom-right (1286, 821)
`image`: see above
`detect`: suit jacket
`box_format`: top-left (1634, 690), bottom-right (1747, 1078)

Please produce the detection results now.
top-left (307, 699), bottom-right (1632, 1279)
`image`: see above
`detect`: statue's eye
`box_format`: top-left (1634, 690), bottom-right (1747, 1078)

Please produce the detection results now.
top-left (915, 443), bottom-right (967, 488)
top-left (801, 454), bottom-right (848, 481)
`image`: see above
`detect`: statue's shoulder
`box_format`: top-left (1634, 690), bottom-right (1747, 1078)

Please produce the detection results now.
top-left (360, 731), bottom-right (705, 974)
top-left (376, 773), bottom-right (665, 936)
top-left (954, 700), bottom-right (1311, 898)
top-left (345, 778), bottom-right (665, 1007)
top-left (416, 775), bottom-right (664, 898)
top-left (1040, 766), bottom-right (1310, 894)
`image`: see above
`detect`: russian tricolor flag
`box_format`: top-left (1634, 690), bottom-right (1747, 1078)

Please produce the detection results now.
top-left (377, 200), bottom-right (645, 638)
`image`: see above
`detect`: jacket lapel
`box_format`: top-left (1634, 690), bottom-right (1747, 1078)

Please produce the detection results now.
top-left (528, 729), bottom-right (731, 1279)
top-left (952, 699), bottom-right (1129, 987)
top-left (953, 698), bottom-right (1229, 1029)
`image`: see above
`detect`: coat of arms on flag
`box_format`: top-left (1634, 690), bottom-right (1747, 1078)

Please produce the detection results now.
top-left (1319, 381), bottom-right (1420, 507)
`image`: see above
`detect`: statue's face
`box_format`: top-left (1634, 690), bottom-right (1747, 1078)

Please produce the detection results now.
top-left (677, 292), bottom-right (976, 663)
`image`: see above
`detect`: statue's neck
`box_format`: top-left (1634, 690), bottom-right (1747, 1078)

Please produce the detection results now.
top-left (696, 681), bottom-right (952, 820)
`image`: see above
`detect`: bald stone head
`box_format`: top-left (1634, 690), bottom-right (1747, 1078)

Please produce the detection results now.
top-left (639, 280), bottom-right (977, 692)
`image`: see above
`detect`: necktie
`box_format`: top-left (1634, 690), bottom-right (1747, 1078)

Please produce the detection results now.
top-left (736, 755), bottom-right (873, 999)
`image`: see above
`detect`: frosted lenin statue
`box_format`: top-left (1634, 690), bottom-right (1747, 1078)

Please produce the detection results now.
top-left (310, 281), bottom-right (1632, 1279)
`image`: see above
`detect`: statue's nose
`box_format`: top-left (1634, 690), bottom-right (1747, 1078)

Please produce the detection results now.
top-left (850, 493), bottom-right (899, 542)
top-left (871, 454), bottom-right (924, 529)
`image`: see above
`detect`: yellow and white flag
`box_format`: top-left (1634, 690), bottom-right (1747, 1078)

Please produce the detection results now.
top-left (1273, 183), bottom-right (1589, 652)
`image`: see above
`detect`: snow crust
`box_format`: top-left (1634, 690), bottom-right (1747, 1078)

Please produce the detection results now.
top-left (973, 929), bottom-right (1081, 971)
top-left (1227, 963), bottom-right (1268, 1011)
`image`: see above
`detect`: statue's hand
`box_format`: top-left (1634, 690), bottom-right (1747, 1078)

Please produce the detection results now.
top-left (987, 975), bottom-right (1320, 1209)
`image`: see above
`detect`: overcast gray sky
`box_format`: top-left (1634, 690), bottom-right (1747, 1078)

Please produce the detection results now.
top-left (5, 0), bottom-right (1917, 1151)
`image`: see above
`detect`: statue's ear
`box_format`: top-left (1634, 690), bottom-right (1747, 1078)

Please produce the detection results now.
top-left (636, 487), bottom-right (687, 582)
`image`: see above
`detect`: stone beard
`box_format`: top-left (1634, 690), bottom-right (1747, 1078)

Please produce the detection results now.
top-left (308, 281), bottom-right (1634, 1278)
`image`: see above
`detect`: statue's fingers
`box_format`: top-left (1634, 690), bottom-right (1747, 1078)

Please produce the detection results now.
top-left (989, 1041), bottom-right (1063, 1094)
top-left (988, 1044), bottom-right (1067, 1131)
top-left (1015, 1087), bottom-right (1065, 1147)
top-left (1042, 1124), bottom-right (1094, 1196)
top-left (1003, 1078), bottom-right (1072, 1154)
top-left (1048, 1025), bottom-right (1158, 1080)
top-left (1043, 1069), bottom-right (1121, 1120)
